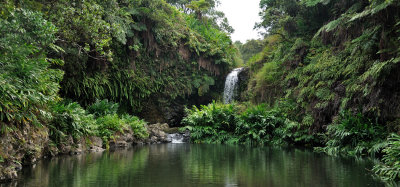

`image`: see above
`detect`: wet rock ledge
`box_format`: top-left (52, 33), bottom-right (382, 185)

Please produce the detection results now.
top-left (0, 123), bottom-right (186, 182)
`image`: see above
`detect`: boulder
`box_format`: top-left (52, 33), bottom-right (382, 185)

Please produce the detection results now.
top-left (87, 136), bottom-right (104, 152)
top-left (146, 123), bottom-right (171, 143)
top-left (0, 125), bottom-right (49, 182)
top-left (109, 127), bottom-right (140, 149)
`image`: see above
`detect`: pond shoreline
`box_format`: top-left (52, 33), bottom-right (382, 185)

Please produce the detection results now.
top-left (4, 143), bottom-right (386, 187)
top-left (0, 122), bottom-right (395, 186)
top-left (0, 123), bottom-right (176, 182)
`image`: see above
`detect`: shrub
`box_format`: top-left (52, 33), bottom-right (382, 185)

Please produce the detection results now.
top-left (96, 114), bottom-right (149, 141)
top-left (236, 105), bottom-right (283, 145)
top-left (182, 102), bottom-right (315, 146)
top-left (373, 134), bottom-right (400, 181)
top-left (315, 111), bottom-right (387, 156)
top-left (50, 100), bottom-right (149, 145)
top-left (121, 115), bottom-right (149, 139)
top-left (86, 99), bottom-right (148, 141)
top-left (0, 8), bottom-right (63, 127)
top-left (182, 102), bottom-right (239, 143)
top-left (49, 101), bottom-right (96, 144)
top-left (87, 99), bottom-right (119, 118)
top-left (96, 114), bottom-right (125, 141)
top-left (273, 99), bottom-right (318, 146)
top-left (182, 102), bottom-right (239, 131)
top-left (273, 119), bottom-right (316, 146)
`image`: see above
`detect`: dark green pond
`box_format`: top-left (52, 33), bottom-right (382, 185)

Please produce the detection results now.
top-left (7, 144), bottom-right (384, 187)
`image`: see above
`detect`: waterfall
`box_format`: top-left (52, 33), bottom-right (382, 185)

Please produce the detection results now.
top-left (167, 133), bottom-right (184, 143)
top-left (167, 130), bottom-right (190, 143)
top-left (223, 68), bottom-right (244, 104)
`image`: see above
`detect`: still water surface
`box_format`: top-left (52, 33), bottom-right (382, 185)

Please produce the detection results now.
top-left (7, 144), bottom-right (384, 187)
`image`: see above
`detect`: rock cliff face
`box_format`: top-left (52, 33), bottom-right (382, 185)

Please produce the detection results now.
top-left (237, 68), bottom-right (250, 102)
top-left (139, 99), bottom-right (186, 127)
top-left (0, 123), bottom-right (180, 182)
top-left (139, 94), bottom-right (218, 127)
top-left (0, 125), bottom-right (49, 181)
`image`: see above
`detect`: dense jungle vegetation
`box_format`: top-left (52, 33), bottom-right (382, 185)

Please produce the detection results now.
top-left (181, 0), bottom-right (400, 182)
top-left (0, 0), bottom-right (239, 145)
top-left (1, 0), bottom-right (400, 183)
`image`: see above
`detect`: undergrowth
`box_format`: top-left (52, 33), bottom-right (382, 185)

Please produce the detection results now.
top-left (49, 99), bottom-right (148, 145)
top-left (315, 111), bottom-right (387, 157)
top-left (373, 134), bottom-right (400, 181)
top-left (182, 101), bottom-right (316, 146)
top-left (182, 101), bottom-right (399, 182)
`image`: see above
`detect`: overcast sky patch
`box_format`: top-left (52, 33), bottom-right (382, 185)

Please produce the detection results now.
top-left (217, 0), bottom-right (262, 43)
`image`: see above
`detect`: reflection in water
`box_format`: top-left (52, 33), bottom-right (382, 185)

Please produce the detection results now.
top-left (3, 144), bottom-right (384, 187)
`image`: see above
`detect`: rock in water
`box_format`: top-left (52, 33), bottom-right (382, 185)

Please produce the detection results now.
top-left (146, 123), bottom-right (170, 143)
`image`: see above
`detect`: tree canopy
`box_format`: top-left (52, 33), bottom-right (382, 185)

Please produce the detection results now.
top-left (0, 0), bottom-right (240, 126)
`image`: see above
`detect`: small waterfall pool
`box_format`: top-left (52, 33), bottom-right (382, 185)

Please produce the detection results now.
top-left (9, 144), bottom-right (385, 187)
top-left (223, 68), bottom-right (244, 104)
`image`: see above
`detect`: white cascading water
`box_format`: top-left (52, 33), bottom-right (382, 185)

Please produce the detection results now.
top-left (167, 133), bottom-right (184, 143)
top-left (223, 68), bottom-right (244, 104)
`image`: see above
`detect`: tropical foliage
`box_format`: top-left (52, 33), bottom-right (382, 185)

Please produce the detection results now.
top-left (373, 134), bottom-right (400, 181)
top-left (234, 39), bottom-right (265, 64)
top-left (0, 8), bottom-right (63, 128)
top-left (314, 111), bottom-right (387, 157)
top-left (43, 0), bottom-right (239, 113)
top-left (0, 0), bottom-right (238, 121)
top-left (50, 99), bottom-right (148, 145)
top-left (49, 101), bottom-right (96, 144)
top-left (248, 0), bottom-right (400, 130)
top-left (0, 0), bottom-right (237, 139)
top-left (2, 0), bottom-right (400, 183)
top-left (182, 101), bottom-right (316, 146)
top-left (236, 0), bottom-right (400, 182)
